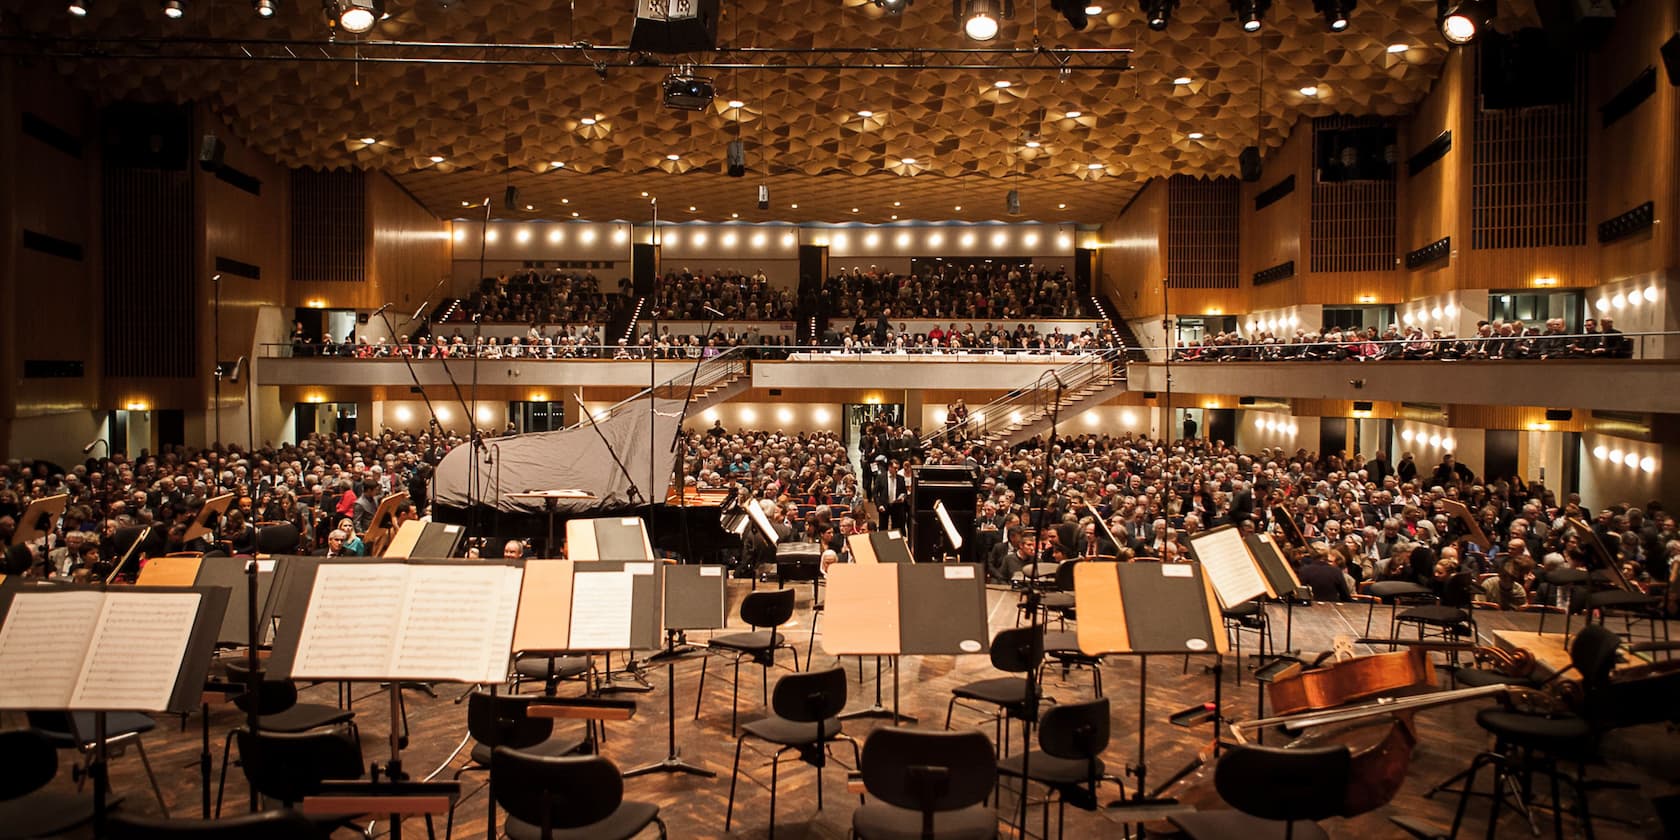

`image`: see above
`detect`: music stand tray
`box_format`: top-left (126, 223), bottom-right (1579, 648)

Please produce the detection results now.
top-left (184, 494), bottom-right (236, 544)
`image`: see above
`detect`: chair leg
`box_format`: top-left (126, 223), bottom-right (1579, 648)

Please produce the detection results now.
top-left (1549, 759), bottom-right (1565, 840)
top-left (944, 696), bottom-right (958, 729)
top-left (768, 748), bottom-right (781, 840)
top-left (725, 738), bottom-right (744, 831)
top-left (1450, 753), bottom-right (1491, 838)
top-left (694, 654), bottom-right (709, 721)
top-left (134, 738), bottom-right (170, 818)
top-left (215, 731), bottom-right (235, 818)
top-left (731, 658), bottom-right (741, 734)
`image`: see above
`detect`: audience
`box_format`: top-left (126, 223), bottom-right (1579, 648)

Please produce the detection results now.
top-left (1178, 317), bottom-right (1634, 362)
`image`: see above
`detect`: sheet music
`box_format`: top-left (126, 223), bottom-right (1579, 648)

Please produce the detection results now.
top-left (74, 592), bottom-right (202, 711)
top-left (1189, 527), bottom-right (1269, 608)
top-left (0, 591), bottom-right (103, 709)
top-left (291, 564), bottom-right (408, 679)
top-left (392, 565), bottom-right (524, 683)
top-left (567, 570), bottom-right (634, 650)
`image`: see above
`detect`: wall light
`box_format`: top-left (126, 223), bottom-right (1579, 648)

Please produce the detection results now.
top-left (813, 407), bottom-right (832, 424)
top-left (739, 407), bottom-right (758, 424)
top-left (125, 399), bottom-right (152, 411)
top-left (776, 407), bottom-right (793, 425)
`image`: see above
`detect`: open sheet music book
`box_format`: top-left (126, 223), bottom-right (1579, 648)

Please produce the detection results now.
top-left (285, 562), bottom-right (524, 683)
top-left (0, 589), bottom-right (206, 712)
top-left (1187, 525), bottom-right (1272, 608)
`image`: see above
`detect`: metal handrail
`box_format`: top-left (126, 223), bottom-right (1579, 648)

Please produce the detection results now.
top-left (571, 346), bottom-right (751, 429)
top-left (922, 348), bottom-right (1123, 446)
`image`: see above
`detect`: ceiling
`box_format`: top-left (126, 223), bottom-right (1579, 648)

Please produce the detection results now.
top-left (5, 0), bottom-right (1525, 224)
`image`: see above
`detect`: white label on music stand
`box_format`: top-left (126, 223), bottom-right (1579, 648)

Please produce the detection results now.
top-left (621, 518), bottom-right (639, 526)
top-left (1186, 638), bottom-right (1209, 651)
top-left (700, 566), bottom-right (722, 577)
top-left (943, 565), bottom-right (975, 579)
top-left (625, 562), bottom-right (654, 576)
top-left (1162, 564), bottom-right (1193, 578)
top-left (959, 639), bottom-right (982, 653)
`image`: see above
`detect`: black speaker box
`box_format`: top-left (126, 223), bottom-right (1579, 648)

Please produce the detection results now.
top-left (1239, 146), bottom-right (1262, 182)
top-left (1544, 408), bottom-right (1573, 422)
top-left (198, 134), bottom-right (224, 171)
top-left (1662, 33), bottom-right (1679, 86)
top-left (503, 185), bottom-right (520, 211)
top-left (1353, 400), bottom-right (1374, 412)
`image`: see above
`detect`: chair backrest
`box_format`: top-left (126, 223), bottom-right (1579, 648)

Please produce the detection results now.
top-left (225, 661), bottom-right (300, 717)
top-left (1442, 572), bottom-right (1478, 608)
top-left (0, 729), bottom-right (58, 801)
top-left (466, 691), bottom-right (555, 751)
top-left (254, 522), bottom-right (301, 555)
top-left (770, 667), bottom-right (849, 724)
top-left (490, 748), bottom-right (626, 832)
top-left (1570, 624), bottom-right (1622, 705)
top-left (860, 729), bottom-right (996, 814)
top-left (740, 588), bottom-right (796, 630)
top-left (989, 624), bottom-right (1045, 673)
top-left (110, 808), bottom-right (325, 839)
top-left (235, 728), bottom-right (363, 806)
top-left (1037, 698), bottom-right (1110, 762)
top-left (1053, 559), bottom-right (1083, 591)
top-left (1212, 743), bottom-right (1351, 823)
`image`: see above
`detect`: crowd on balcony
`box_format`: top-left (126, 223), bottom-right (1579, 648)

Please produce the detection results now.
top-left (449, 271), bottom-right (621, 324)
top-left (1175, 317), bottom-right (1634, 362)
top-left (823, 320), bottom-right (1123, 354)
top-left (649, 269), bottom-right (797, 320)
top-left (825, 263), bottom-right (1090, 320)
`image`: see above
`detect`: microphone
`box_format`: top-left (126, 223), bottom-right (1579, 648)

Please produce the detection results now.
top-left (702, 305), bottom-right (727, 319)
top-left (411, 301), bottom-right (428, 321)
top-left (82, 438), bottom-right (105, 454)
top-left (372, 303), bottom-right (393, 316)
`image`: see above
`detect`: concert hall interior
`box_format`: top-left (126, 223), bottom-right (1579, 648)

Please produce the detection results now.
top-left (3, 0), bottom-right (1680, 837)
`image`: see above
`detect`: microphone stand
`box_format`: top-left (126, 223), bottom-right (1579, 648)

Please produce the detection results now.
top-left (578, 393), bottom-right (644, 508)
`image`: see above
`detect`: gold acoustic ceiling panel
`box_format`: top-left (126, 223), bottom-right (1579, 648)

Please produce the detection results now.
top-left (8, 0), bottom-right (1531, 224)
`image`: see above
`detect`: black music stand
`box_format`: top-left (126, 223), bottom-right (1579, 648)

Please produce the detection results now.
top-left (625, 563), bottom-right (726, 778)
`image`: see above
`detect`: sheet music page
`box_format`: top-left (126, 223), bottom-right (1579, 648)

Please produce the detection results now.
top-left (567, 570), bottom-right (634, 650)
top-left (1189, 528), bottom-right (1269, 608)
top-left (0, 591), bottom-right (103, 709)
top-left (291, 564), bottom-right (408, 679)
top-left (392, 565), bottom-right (524, 682)
top-left (73, 591), bottom-right (202, 711)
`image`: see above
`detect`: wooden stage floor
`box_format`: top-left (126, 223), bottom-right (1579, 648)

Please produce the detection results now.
top-left (10, 583), bottom-right (1678, 839)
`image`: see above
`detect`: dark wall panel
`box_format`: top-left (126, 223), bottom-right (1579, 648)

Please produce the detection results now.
top-left (102, 165), bottom-right (195, 378)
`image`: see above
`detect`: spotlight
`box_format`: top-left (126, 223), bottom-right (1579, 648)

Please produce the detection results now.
top-left (163, 0), bottom-right (185, 18)
top-left (662, 72), bottom-right (715, 110)
top-left (325, 0), bottom-right (383, 34)
top-left (1050, 0), bottom-right (1088, 29)
top-left (874, 0), bottom-right (912, 13)
top-left (1438, 0), bottom-right (1493, 44)
top-left (957, 0), bottom-right (1011, 41)
top-left (1313, 0), bottom-right (1352, 30)
top-left (68, 0), bottom-right (90, 15)
top-left (254, 0), bottom-right (278, 16)
top-left (1139, 0), bottom-right (1175, 30)
top-left (1229, 0), bottom-right (1269, 32)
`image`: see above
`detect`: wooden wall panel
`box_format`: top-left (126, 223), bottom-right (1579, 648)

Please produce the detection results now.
top-left (368, 172), bottom-right (451, 317)
top-left (1592, 0), bottom-right (1680, 283)
top-left (1097, 179), bottom-right (1166, 317)
top-left (1241, 121), bottom-right (1308, 311)
top-left (1400, 48), bottom-right (1469, 299)
top-left (288, 168), bottom-right (368, 305)
top-left (1166, 175), bottom-right (1241, 290)
top-left (1470, 60), bottom-right (1589, 252)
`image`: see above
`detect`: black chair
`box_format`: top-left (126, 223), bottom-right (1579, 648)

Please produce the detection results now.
top-left (1534, 567), bottom-right (1590, 637)
top-left (1362, 580), bottom-right (1432, 638)
top-left (252, 522), bottom-right (301, 555)
top-left (1449, 624), bottom-right (1621, 840)
top-left (447, 691), bottom-right (587, 840)
top-left (222, 727), bottom-right (363, 823)
top-left (214, 661), bottom-right (358, 816)
top-left (1220, 600), bottom-right (1274, 686)
top-left (0, 728), bottom-right (104, 840)
top-left (490, 747), bottom-right (665, 840)
top-left (945, 625), bottom-right (1045, 756)
top-left (997, 698), bottom-right (1115, 840)
top-left (853, 728), bottom-right (999, 840)
top-left (696, 587), bottom-right (800, 733)
top-left (110, 808), bottom-right (326, 839)
top-left (1393, 573), bottom-right (1478, 661)
top-left (1583, 582), bottom-right (1669, 647)
top-left (1169, 743), bottom-right (1353, 840)
top-left (26, 710), bottom-right (168, 816)
top-left (512, 654), bottom-right (593, 696)
top-left (725, 666), bottom-right (859, 838)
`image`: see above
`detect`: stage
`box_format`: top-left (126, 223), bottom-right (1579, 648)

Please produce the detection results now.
top-left (13, 586), bottom-right (1677, 839)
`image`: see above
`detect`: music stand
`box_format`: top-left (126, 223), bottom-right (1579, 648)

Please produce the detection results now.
top-left (361, 492), bottom-right (409, 557)
top-left (184, 494), bottom-right (236, 544)
top-left (933, 500), bottom-right (963, 561)
top-left (824, 563), bottom-right (989, 725)
top-left (625, 564), bottom-right (726, 778)
top-left (135, 554), bottom-right (204, 586)
top-left (105, 525), bottom-right (158, 583)
top-left (566, 515), bottom-right (655, 563)
top-left (1269, 504), bottom-right (1306, 549)
top-left (1439, 498), bottom-right (1493, 554)
top-left (1074, 561), bottom-right (1228, 832)
top-left (9, 493), bottom-right (67, 547)
top-left (506, 489), bottom-right (595, 554)
top-left (514, 558), bottom-right (663, 703)
top-left (382, 520), bottom-right (425, 558)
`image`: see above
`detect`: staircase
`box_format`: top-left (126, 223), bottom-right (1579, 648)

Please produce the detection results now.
top-left (924, 350), bottom-right (1128, 450)
top-left (1090, 293), bottom-right (1150, 362)
top-left (572, 347), bottom-right (751, 429)
top-left (608, 295), bottom-right (649, 345)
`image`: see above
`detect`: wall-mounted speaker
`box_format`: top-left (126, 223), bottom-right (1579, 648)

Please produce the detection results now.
top-left (1238, 396), bottom-right (1257, 406)
top-left (198, 134), bottom-right (224, 171)
top-left (1006, 189), bottom-right (1021, 215)
top-left (1142, 391), bottom-right (1158, 400)
top-left (503, 185), bottom-right (519, 211)
top-left (757, 184), bottom-right (770, 210)
top-left (1353, 400), bottom-right (1374, 412)
top-left (1544, 408), bottom-right (1573, 421)
top-left (1239, 146), bottom-right (1262, 182)
top-left (726, 139), bottom-right (746, 177)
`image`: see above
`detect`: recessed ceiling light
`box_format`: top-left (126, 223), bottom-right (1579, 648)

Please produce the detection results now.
top-left (1173, 76), bottom-right (1193, 85)
top-left (1386, 43), bottom-right (1409, 53)
top-left (461, 200), bottom-right (472, 207)
top-left (561, 198), bottom-right (569, 204)
top-left (666, 153), bottom-right (681, 161)
top-left (726, 99), bottom-right (745, 109)
top-left (994, 80), bottom-right (1012, 88)
top-left (360, 137), bottom-right (378, 145)
top-left (571, 211), bottom-right (580, 217)
top-left (852, 207), bottom-right (860, 213)
top-left (1087, 162), bottom-right (1105, 170)
top-left (900, 157), bottom-right (917, 165)
top-left (731, 212), bottom-right (739, 219)
top-left (1025, 140), bottom-right (1042, 148)
top-left (954, 205), bottom-right (962, 211)
top-left (429, 155), bottom-right (445, 163)
top-left (525, 204), bottom-right (534, 210)
top-left (1084, 4), bottom-right (1102, 13)
top-left (550, 161), bottom-right (565, 169)
top-left (1299, 85), bottom-right (1320, 97)
top-left (688, 205), bottom-right (697, 211)
top-left (580, 117), bottom-right (597, 125)
top-left (640, 191), bottom-right (649, 197)
top-left (893, 201), bottom-right (902, 206)
top-left (1065, 110), bottom-right (1083, 118)
top-left (1058, 203), bottom-right (1067, 209)
top-left (1187, 132), bottom-right (1205, 139)
top-left (857, 109), bottom-right (874, 118)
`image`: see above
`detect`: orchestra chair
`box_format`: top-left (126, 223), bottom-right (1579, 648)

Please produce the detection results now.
top-left (1361, 580), bottom-right (1433, 639)
top-left (1041, 562), bottom-right (1102, 696)
top-left (1448, 625), bottom-right (1621, 840)
top-left (490, 748), bottom-right (665, 840)
top-left (446, 691), bottom-right (588, 840)
top-left (1533, 567), bottom-right (1590, 638)
top-left (110, 808), bottom-right (326, 839)
top-left (25, 710), bottom-right (168, 816)
top-left (725, 667), bottom-right (859, 839)
top-left (696, 587), bottom-right (800, 734)
top-left (223, 726), bottom-right (363, 832)
top-left (215, 661), bottom-right (359, 817)
top-left (996, 698), bottom-right (1117, 840)
top-left (852, 728), bottom-right (999, 840)
top-left (0, 728), bottom-right (106, 840)
top-left (1393, 573), bottom-right (1479, 664)
top-left (1218, 601), bottom-right (1274, 686)
top-left (1582, 574), bottom-right (1669, 648)
top-left (253, 522), bottom-right (301, 555)
top-left (1169, 743), bottom-right (1353, 840)
top-left (945, 625), bottom-right (1046, 759)
top-left (511, 654), bottom-right (593, 696)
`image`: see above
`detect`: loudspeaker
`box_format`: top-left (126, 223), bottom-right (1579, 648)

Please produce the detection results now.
top-left (198, 134), bottom-right (224, 171)
top-left (1353, 400), bottom-right (1374, 412)
top-left (1663, 33), bottom-right (1679, 86)
top-left (757, 184), bottom-right (770, 210)
top-left (726, 140), bottom-right (746, 177)
top-left (1545, 408), bottom-right (1573, 421)
top-left (1006, 189), bottom-right (1021, 215)
top-left (630, 0), bottom-right (721, 53)
top-left (1239, 146), bottom-right (1262, 182)
top-left (503, 185), bottom-right (519, 211)
top-left (1238, 396), bottom-right (1257, 406)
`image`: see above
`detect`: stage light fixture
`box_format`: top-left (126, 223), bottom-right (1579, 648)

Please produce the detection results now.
top-left (1230, 0), bottom-right (1269, 32)
top-left (1438, 0), bottom-right (1492, 44)
top-left (326, 0), bottom-right (383, 34)
top-left (68, 0), bottom-right (91, 16)
top-left (1314, 0), bottom-right (1352, 30)
top-left (254, 0), bottom-right (278, 17)
top-left (1139, 0), bottom-right (1175, 30)
top-left (163, 0), bottom-right (185, 19)
top-left (957, 0), bottom-right (1011, 41)
top-left (662, 72), bottom-right (715, 110)
top-left (875, 0), bottom-right (912, 14)
top-left (1050, 0), bottom-right (1089, 29)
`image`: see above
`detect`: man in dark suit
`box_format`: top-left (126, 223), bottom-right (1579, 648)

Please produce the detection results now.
top-left (875, 460), bottom-right (908, 531)
top-left (1367, 452), bottom-right (1394, 485)
top-left (1297, 549), bottom-right (1351, 601)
